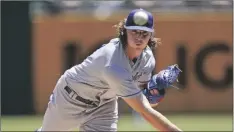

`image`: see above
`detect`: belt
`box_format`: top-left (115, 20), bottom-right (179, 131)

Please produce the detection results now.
top-left (64, 86), bottom-right (97, 107)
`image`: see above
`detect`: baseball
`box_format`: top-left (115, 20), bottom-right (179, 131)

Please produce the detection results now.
top-left (133, 11), bottom-right (148, 25)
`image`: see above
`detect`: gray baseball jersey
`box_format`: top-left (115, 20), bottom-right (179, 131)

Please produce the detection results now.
top-left (38, 38), bottom-right (155, 131)
top-left (64, 38), bottom-right (155, 102)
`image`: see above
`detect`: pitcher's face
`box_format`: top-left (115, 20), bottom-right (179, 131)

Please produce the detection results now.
top-left (126, 29), bottom-right (151, 50)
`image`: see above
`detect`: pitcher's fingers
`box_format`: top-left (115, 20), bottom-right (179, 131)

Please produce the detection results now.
top-left (153, 89), bottom-right (159, 95)
top-left (150, 89), bottom-right (159, 95)
top-left (150, 90), bottom-right (154, 95)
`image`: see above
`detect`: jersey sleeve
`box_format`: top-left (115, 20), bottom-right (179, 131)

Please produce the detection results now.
top-left (138, 72), bottom-right (152, 83)
top-left (103, 65), bottom-right (142, 98)
top-left (135, 70), bottom-right (152, 88)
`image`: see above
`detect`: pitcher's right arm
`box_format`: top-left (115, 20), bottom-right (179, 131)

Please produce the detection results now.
top-left (122, 92), bottom-right (182, 132)
top-left (103, 65), bottom-right (182, 131)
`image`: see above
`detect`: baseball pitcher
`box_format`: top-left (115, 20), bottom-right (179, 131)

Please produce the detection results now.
top-left (36, 9), bottom-right (182, 131)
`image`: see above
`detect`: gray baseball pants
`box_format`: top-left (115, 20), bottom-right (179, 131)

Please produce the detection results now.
top-left (37, 75), bottom-right (118, 131)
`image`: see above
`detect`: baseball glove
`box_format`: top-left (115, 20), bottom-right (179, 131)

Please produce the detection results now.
top-left (143, 64), bottom-right (182, 104)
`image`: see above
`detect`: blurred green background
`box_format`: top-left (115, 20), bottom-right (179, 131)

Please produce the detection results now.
top-left (2, 113), bottom-right (232, 131)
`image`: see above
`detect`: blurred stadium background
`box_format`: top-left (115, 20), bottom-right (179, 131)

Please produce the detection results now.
top-left (1, 0), bottom-right (233, 131)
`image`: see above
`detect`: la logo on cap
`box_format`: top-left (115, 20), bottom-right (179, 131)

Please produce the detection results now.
top-left (133, 10), bottom-right (148, 26)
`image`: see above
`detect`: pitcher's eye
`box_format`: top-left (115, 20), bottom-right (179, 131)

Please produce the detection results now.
top-left (131, 30), bottom-right (137, 34)
top-left (142, 33), bottom-right (150, 37)
top-left (143, 33), bottom-right (149, 36)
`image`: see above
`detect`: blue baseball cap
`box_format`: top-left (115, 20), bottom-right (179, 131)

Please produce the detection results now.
top-left (124, 9), bottom-right (154, 32)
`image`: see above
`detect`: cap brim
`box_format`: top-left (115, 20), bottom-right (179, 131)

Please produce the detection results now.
top-left (124, 25), bottom-right (154, 32)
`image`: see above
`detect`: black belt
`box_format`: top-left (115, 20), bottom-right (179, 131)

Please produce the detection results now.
top-left (64, 86), bottom-right (97, 107)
